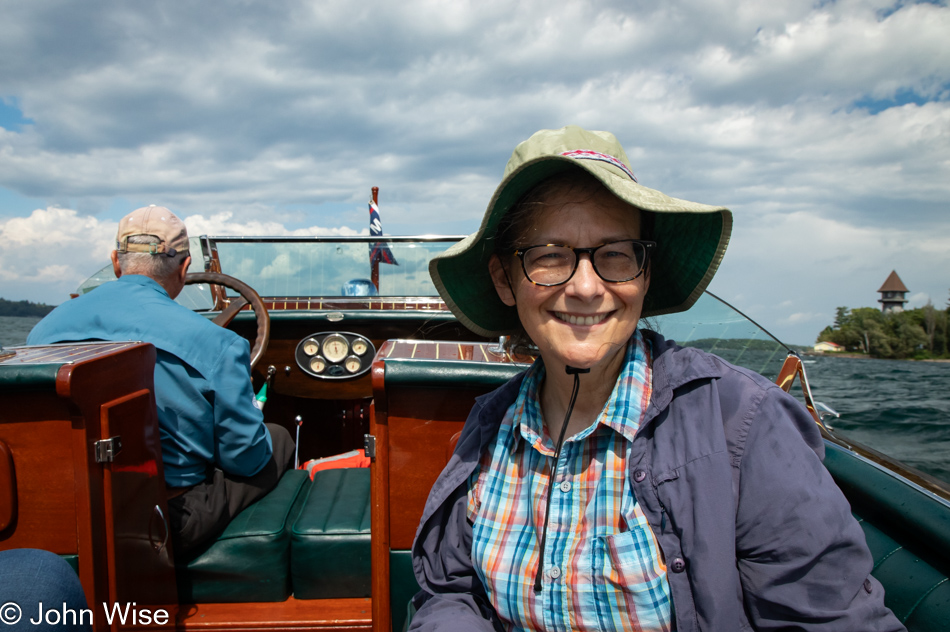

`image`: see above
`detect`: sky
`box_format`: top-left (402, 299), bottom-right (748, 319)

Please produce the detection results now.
top-left (0, 0), bottom-right (947, 345)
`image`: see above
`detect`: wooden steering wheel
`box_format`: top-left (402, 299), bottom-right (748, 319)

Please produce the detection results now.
top-left (184, 272), bottom-right (270, 369)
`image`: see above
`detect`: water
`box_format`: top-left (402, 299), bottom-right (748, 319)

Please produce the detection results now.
top-left (3, 315), bottom-right (949, 486)
top-left (0, 315), bottom-right (43, 348)
top-left (802, 355), bottom-right (950, 485)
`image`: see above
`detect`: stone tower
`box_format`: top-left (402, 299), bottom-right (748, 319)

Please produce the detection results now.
top-left (878, 270), bottom-right (909, 313)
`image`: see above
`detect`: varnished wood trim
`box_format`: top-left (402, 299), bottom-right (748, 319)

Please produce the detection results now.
top-left (176, 597), bottom-right (372, 631)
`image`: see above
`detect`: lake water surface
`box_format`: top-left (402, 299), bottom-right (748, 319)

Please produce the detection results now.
top-left (801, 354), bottom-right (950, 485)
top-left (1, 315), bottom-right (43, 347)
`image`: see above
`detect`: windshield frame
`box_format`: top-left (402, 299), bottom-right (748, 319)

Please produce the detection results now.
top-left (192, 234), bottom-right (466, 311)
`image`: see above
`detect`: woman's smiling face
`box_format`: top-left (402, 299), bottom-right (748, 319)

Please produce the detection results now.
top-left (489, 178), bottom-right (649, 375)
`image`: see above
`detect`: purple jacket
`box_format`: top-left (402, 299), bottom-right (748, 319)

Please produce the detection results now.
top-left (409, 332), bottom-right (904, 631)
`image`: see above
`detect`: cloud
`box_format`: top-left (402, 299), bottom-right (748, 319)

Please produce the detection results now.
top-left (712, 206), bottom-right (950, 342)
top-left (0, 206), bottom-right (369, 304)
top-left (690, 1), bottom-right (950, 107)
top-left (0, 207), bottom-right (116, 303)
top-left (183, 212), bottom-right (364, 237)
top-left (0, 0), bottom-right (947, 345)
top-left (907, 291), bottom-right (933, 308)
top-left (782, 312), bottom-right (826, 325)
top-left (2, 1), bottom-right (946, 221)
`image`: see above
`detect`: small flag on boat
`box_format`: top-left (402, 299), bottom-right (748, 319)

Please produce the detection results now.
top-left (369, 196), bottom-right (398, 266)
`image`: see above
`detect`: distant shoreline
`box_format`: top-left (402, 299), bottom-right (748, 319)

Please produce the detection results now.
top-left (0, 298), bottom-right (55, 318)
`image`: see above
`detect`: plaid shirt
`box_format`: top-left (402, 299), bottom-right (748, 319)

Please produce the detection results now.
top-left (468, 332), bottom-right (673, 632)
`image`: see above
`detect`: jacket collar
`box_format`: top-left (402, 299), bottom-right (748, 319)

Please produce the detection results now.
top-left (469, 330), bottom-right (723, 453)
top-left (642, 330), bottom-right (721, 421)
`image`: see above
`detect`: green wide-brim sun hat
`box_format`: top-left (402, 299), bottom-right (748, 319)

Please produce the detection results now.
top-left (430, 125), bottom-right (733, 338)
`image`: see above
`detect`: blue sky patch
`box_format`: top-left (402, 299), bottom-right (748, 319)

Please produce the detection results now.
top-left (851, 88), bottom-right (942, 114)
top-left (0, 98), bottom-right (34, 132)
top-left (877, 0), bottom-right (946, 21)
top-left (0, 187), bottom-right (45, 219)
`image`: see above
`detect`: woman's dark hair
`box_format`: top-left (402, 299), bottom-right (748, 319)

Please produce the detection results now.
top-left (490, 169), bottom-right (654, 353)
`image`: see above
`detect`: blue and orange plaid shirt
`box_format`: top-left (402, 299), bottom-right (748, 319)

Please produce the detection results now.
top-left (468, 331), bottom-right (673, 631)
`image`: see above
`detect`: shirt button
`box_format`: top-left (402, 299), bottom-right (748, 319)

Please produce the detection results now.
top-left (559, 480), bottom-right (572, 493)
top-left (670, 557), bottom-right (686, 573)
top-left (549, 566), bottom-right (561, 579)
top-left (634, 469), bottom-right (647, 483)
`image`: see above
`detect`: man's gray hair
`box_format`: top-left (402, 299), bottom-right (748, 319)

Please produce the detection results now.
top-left (116, 235), bottom-right (188, 282)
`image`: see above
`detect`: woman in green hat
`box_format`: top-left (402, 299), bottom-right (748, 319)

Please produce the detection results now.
top-left (411, 126), bottom-right (901, 631)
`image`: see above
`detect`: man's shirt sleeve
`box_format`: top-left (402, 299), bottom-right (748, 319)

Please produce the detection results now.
top-left (211, 336), bottom-right (273, 477)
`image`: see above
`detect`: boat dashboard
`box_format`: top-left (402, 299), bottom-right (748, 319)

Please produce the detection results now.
top-left (169, 235), bottom-right (490, 460)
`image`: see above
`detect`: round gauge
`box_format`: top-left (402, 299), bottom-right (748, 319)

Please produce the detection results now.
top-left (302, 338), bottom-right (320, 356)
top-left (322, 334), bottom-right (349, 363)
top-left (351, 338), bottom-right (369, 356)
top-left (344, 355), bottom-right (362, 374)
top-left (309, 356), bottom-right (327, 373)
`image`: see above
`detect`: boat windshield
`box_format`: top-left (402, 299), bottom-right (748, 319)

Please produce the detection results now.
top-left (73, 236), bottom-right (465, 311)
top-left (74, 237), bottom-right (208, 307)
top-left (204, 236), bottom-right (463, 299)
top-left (651, 292), bottom-right (791, 381)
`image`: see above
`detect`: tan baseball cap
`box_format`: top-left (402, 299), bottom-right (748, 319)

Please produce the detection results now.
top-left (116, 205), bottom-right (190, 256)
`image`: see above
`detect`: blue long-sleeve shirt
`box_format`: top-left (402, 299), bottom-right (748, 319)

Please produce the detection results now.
top-left (28, 274), bottom-right (272, 487)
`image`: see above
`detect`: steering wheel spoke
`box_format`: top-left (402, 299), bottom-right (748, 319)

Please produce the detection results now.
top-left (213, 297), bottom-right (249, 327)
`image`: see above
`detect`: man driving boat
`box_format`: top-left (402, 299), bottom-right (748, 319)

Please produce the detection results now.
top-left (27, 205), bottom-right (294, 559)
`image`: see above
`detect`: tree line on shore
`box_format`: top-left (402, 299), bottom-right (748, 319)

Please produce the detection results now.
top-left (817, 303), bottom-right (949, 360)
top-left (0, 298), bottom-right (56, 317)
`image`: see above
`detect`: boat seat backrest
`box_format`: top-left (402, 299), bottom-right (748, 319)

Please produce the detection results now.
top-left (291, 467), bottom-right (372, 599)
top-left (372, 353), bottom-right (526, 632)
top-left (857, 518), bottom-right (950, 631)
top-left (824, 443), bottom-right (950, 631)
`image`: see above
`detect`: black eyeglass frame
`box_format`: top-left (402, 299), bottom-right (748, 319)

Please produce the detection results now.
top-left (513, 239), bottom-right (656, 287)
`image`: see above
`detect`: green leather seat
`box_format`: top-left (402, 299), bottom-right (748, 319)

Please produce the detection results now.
top-left (824, 443), bottom-right (950, 631)
top-left (290, 468), bottom-right (371, 599)
top-left (857, 518), bottom-right (949, 632)
top-left (178, 469), bottom-right (311, 603)
top-left (390, 550), bottom-right (421, 632)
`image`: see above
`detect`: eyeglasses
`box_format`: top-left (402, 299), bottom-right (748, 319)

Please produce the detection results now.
top-left (513, 240), bottom-right (655, 286)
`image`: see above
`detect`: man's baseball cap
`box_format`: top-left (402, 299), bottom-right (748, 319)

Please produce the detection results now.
top-left (115, 205), bottom-right (190, 256)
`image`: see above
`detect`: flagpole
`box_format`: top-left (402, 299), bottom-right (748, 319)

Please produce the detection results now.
top-left (371, 186), bottom-right (380, 292)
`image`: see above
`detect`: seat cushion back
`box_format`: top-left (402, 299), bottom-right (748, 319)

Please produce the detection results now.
top-left (291, 468), bottom-right (371, 599)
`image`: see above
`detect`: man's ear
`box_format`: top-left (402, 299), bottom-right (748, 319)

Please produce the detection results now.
top-left (488, 254), bottom-right (517, 307)
top-left (178, 255), bottom-right (192, 283)
top-left (110, 250), bottom-right (122, 278)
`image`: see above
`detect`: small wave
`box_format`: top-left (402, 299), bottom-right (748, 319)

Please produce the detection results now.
top-left (837, 408), bottom-right (950, 439)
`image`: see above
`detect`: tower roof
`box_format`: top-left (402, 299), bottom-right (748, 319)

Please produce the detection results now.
top-left (878, 270), bottom-right (909, 293)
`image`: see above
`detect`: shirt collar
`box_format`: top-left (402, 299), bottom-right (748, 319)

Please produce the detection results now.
top-left (117, 274), bottom-right (170, 298)
top-left (509, 330), bottom-right (653, 454)
top-left (600, 331), bottom-right (652, 443)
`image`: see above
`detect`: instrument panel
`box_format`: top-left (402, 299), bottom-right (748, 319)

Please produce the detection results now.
top-left (294, 332), bottom-right (376, 380)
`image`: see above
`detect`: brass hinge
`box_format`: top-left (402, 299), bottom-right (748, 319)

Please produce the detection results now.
top-left (363, 434), bottom-right (377, 460)
top-left (95, 436), bottom-right (122, 463)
